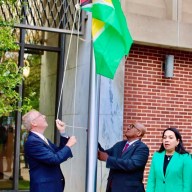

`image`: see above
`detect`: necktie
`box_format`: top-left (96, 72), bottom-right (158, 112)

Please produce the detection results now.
top-left (122, 143), bottom-right (129, 154)
top-left (43, 137), bottom-right (49, 145)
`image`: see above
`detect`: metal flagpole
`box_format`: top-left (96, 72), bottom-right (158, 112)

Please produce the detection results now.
top-left (86, 48), bottom-right (101, 192)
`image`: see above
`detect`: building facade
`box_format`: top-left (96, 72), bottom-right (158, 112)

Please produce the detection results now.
top-left (1, 0), bottom-right (192, 191)
top-left (123, 0), bottom-right (192, 185)
top-left (24, 0), bottom-right (192, 191)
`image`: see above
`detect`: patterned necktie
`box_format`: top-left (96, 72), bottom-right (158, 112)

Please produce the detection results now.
top-left (122, 143), bottom-right (129, 154)
top-left (43, 137), bottom-right (49, 145)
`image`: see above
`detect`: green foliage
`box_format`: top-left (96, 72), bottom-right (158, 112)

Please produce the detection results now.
top-left (23, 54), bottom-right (41, 111)
top-left (0, 27), bottom-right (18, 51)
top-left (0, 0), bottom-right (32, 117)
top-left (0, 60), bottom-right (22, 116)
top-left (0, 58), bottom-right (33, 117)
top-left (0, 0), bottom-right (17, 6)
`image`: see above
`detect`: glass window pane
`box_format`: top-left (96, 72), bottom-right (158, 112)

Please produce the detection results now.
top-left (19, 128), bottom-right (30, 190)
top-left (0, 122), bottom-right (14, 190)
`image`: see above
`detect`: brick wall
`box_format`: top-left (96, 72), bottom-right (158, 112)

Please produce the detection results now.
top-left (124, 44), bottom-right (192, 184)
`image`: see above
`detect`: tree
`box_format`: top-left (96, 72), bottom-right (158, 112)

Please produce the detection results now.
top-left (0, 1), bottom-right (32, 117)
top-left (23, 54), bottom-right (41, 111)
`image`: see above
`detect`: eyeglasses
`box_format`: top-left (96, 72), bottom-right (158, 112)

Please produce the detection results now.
top-left (128, 124), bottom-right (140, 132)
top-left (31, 113), bottom-right (45, 122)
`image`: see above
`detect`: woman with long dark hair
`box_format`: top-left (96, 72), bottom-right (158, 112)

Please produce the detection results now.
top-left (146, 127), bottom-right (192, 192)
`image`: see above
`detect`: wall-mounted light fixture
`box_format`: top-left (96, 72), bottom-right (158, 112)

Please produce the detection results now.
top-left (164, 55), bottom-right (174, 78)
top-left (23, 59), bottom-right (30, 78)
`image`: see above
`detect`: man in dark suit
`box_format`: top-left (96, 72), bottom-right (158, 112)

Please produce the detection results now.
top-left (23, 109), bottom-right (76, 192)
top-left (98, 122), bottom-right (149, 192)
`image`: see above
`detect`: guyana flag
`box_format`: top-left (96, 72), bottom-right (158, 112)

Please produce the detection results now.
top-left (81, 0), bottom-right (133, 79)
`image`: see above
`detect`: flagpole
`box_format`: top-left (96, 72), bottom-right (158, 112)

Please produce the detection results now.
top-left (86, 49), bottom-right (101, 192)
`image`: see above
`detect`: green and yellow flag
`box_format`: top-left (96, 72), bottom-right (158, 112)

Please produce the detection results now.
top-left (81, 0), bottom-right (133, 79)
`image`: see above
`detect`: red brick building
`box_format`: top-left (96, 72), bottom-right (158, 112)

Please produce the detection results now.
top-left (124, 44), bottom-right (192, 182)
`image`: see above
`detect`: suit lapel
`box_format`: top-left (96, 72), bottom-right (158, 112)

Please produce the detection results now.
top-left (121, 140), bottom-right (140, 156)
top-left (29, 132), bottom-right (53, 150)
top-left (119, 141), bottom-right (127, 157)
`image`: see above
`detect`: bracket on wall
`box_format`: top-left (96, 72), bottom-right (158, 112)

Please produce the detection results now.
top-left (163, 55), bottom-right (174, 78)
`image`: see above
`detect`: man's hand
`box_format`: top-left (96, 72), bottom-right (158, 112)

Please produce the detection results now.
top-left (98, 151), bottom-right (108, 161)
top-left (66, 136), bottom-right (77, 147)
top-left (56, 119), bottom-right (65, 133)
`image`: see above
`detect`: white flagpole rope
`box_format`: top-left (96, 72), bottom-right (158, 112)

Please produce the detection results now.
top-left (54, 3), bottom-right (82, 190)
top-left (66, 1), bottom-right (82, 190)
top-left (72, 2), bottom-right (81, 136)
top-left (65, 124), bottom-right (87, 130)
top-left (56, 2), bottom-right (78, 119)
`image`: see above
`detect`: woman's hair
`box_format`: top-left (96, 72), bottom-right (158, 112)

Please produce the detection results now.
top-left (158, 127), bottom-right (188, 154)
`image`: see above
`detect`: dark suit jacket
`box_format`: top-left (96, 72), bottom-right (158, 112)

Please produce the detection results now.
top-left (24, 131), bottom-right (73, 192)
top-left (102, 140), bottom-right (149, 192)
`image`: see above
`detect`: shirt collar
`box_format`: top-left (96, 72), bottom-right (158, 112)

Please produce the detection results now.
top-left (31, 131), bottom-right (45, 141)
top-left (127, 139), bottom-right (139, 146)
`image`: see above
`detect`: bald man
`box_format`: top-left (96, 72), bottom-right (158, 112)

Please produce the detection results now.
top-left (98, 122), bottom-right (149, 192)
